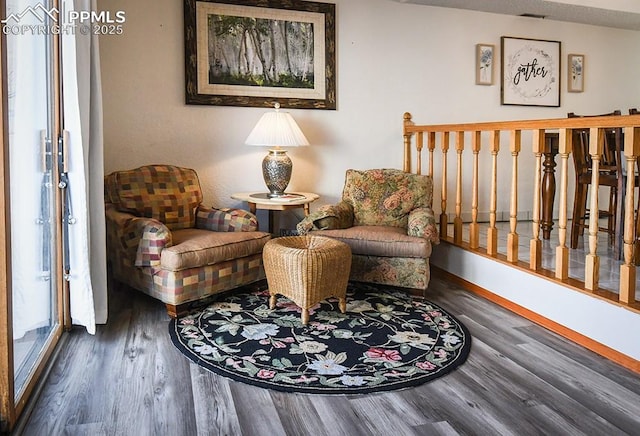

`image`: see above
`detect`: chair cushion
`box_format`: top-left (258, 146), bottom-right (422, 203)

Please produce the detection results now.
top-left (161, 229), bottom-right (271, 272)
top-left (342, 169), bottom-right (433, 228)
top-left (312, 226), bottom-right (431, 258)
top-left (105, 165), bottom-right (203, 230)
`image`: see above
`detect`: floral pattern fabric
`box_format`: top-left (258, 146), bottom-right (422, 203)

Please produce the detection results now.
top-left (169, 282), bottom-right (471, 394)
top-left (408, 207), bottom-right (440, 244)
top-left (342, 169), bottom-right (433, 228)
top-left (296, 201), bottom-right (354, 235)
top-left (297, 169), bottom-right (439, 244)
top-left (296, 168), bottom-right (439, 291)
top-left (350, 255), bottom-right (430, 290)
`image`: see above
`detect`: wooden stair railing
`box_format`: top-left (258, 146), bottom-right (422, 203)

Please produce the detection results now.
top-left (402, 112), bottom-right (640, 309)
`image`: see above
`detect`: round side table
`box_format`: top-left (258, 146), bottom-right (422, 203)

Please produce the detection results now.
top-left (231, 192), bottom-right (319, 234)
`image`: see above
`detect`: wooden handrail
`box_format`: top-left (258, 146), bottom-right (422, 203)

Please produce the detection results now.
top-left (404, 114), bottom-right (640, 134)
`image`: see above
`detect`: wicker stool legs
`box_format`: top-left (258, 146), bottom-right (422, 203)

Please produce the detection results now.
top-left (263, 236), bottom-right (351, 325)
top-left (268, 295), bottom-right (347, 324)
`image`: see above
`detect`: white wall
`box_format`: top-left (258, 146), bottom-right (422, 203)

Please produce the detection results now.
top-left (98, 0), bottom-right (640, 230)
top-left (431, 243), bottom-right (640, 361)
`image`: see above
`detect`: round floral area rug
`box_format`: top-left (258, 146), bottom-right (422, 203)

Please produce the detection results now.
top-left (168, 283), bottom-right (472, 394)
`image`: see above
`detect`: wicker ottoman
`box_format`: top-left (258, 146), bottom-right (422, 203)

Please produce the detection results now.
top-left (263, 235), bottom-right (352, 324)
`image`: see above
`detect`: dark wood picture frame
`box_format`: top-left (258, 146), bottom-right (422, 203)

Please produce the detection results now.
top-left (184, 0), bottom-right (336, 109)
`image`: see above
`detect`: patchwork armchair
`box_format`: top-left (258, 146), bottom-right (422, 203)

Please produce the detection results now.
top-left (105, 165), bottom-right (271, 317)
top-left (296, 169), bottom-right (439, 293)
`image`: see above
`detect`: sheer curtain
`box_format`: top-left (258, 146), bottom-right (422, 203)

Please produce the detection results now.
top-left (7, 0), bottom-right (51, 339)
top-left (62, 0), bottom-right (107, 332)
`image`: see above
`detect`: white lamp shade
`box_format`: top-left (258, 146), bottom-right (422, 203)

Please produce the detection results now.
top-left (245, 109), bottom-right (309, 147)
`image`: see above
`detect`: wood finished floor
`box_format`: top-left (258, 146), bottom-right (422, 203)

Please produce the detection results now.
top-left (15, 275), bottom-right (640, 436)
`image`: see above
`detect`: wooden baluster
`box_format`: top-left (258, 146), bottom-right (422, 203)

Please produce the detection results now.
top-left (507, 130), bottom-right (521, 263)
top-left (620, 127), bottom-right (640, 303)
top-left (585, 127), bottom-right (603, 291)
top-left (439, 132), bottom-right (450, 239)
top-left (541, 134), bottom-right (558, 239)
top-left (428, 132), bottom-right (435, 179)
top-left (487, 130), bottom-right (500, 255)
top-left (555, 129), bottom-right (571, 280)
top-left (427, 132), bottom-right (436, 210)
top-left (403, 112), bottom-right (414, 173)
top-left (454, 132), bottom-right (464, 244)
top-left (469, 131), bottom-right (481, 249)
top-left (530, 129), bottom-right (544, 270)
top-left (416, 132), bottom-right (423, 175)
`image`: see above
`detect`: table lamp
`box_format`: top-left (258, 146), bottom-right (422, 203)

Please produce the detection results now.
top-left (245, 103), bottom-right (309, 198)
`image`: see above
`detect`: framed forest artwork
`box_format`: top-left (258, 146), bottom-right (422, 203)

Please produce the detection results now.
top-left (184, 0), bottom-right (336, 109)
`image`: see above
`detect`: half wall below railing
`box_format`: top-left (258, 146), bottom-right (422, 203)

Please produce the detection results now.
top-left (402, 112), bottom-right (640, 311)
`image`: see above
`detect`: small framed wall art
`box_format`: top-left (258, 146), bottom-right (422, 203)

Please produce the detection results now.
top-left (475, 44), bottom-right (495, 85)
top-left (568, 54), bottom-right (584, 93)
top-left (501, 36), bottom-right (561, 107)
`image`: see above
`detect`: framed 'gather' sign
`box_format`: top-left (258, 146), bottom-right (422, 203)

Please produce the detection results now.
top-left (501, 36), bottom-right (561, 107)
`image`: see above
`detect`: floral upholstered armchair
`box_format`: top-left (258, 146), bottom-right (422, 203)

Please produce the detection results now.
top-left (105, 165), bottom-right (271, 317)
top-left (296, 169), bottom-right (439, 293)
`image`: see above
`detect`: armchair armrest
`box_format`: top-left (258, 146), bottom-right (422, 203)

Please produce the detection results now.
top-left (106, 207), bottom-right (173, 267)
top-left (105, 204), bottom-right (136, 229)
top-left (408, 207), bottom-right (440, 244)
top-left (129, 218), bottom-right (172, 267)
top-left (196, 206), bottom-right (259, 232)
top-left (296, 201), bottom-right (354, 235)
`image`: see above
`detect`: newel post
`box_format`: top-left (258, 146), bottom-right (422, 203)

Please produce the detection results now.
top-left (403, 112), bottom-right (414, 173)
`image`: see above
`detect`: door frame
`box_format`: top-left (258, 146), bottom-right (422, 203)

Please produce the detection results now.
top-left (0, 0), bottom-right (66, 430)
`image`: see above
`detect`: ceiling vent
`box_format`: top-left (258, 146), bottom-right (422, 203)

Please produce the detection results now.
top-left (520, 13), bottom-right (547, 19)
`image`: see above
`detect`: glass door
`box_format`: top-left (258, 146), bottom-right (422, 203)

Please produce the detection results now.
top-left (1, 0), bottom-right (64, 428)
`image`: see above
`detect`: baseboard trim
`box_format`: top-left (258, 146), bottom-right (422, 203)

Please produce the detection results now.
top-left (433, 266), bottom-right (640, 374)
